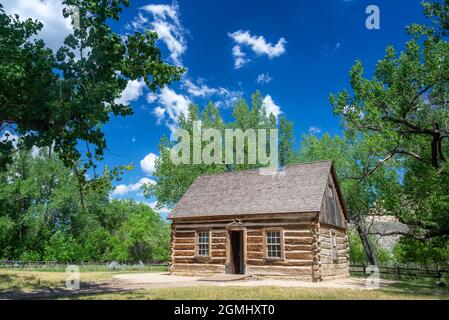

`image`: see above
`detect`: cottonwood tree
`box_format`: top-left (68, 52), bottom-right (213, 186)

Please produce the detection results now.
top-left (146, 91), bottom-right (297, 210)
top-left (298, 134), bottom-right (401, 265)
top-left (330, 1), bottom-right (449, 242)
top-left (0, 0), bottom-right (184, 172)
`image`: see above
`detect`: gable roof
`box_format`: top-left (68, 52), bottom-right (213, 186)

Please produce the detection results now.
top-left (168, 160), bottom-right (346, 219)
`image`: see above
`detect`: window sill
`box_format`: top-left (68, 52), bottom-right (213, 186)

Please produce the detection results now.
top-left (264, 257), bottom-right (285, 261)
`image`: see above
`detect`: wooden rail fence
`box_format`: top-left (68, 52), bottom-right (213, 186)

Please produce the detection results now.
top-left (350, 264), bottom-right (449, 279)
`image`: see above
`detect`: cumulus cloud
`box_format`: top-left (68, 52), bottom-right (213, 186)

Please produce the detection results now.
top-left (146, 87), bottom-right (191, 129)
top-left (231, 45), bottom-right (250, 69)
top-left (130, 2), bottom-right (186, 65)
top-left (115, 79), bottom-right (146, 105)
top-left (2, 0), bottom-right (73, 51)
top-left (140, 152), bottom-right (158, 175)
top-left (309, 126), bottom-right (322, 135)
top-left (256, 72), bottom-right (274, 85)
top-left (262, 95), bottom-right (282, 118)
top-left (112, 177), bottom-right (155, 196)
top-left (181, 78), bottom-right (242, 107)
top-left (229, 30), bottom-right (286, 68)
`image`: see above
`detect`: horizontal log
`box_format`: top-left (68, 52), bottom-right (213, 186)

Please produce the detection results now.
top-left (175, 221), bottom-right (314, 229)
top-left (170, 263), bottom-right (225, 274)
top-left (212, 243), bottom-right (225, 250)
top-left (173, 244), bottom-right (195, 251)
top-left (246, 259), bottom-right (313, 267)
top-left (174, 232), bottom-right (195, 238)
top-left (247, 231), bottom-right (263, 236)
top-left (247, 236), bottom-right (263, 243)
top-left (247, 244), bottom-right (263, 251)
top-left (285, 237), bottom-right (313, 245)
top-left (212, 250), bottom-right (226, 257)
top-left (173, 251), bottom-right (194, 257)
top-left (173, 257), bottom-right (226, 265)
top-left (212, 231), bottom-right (226, 237)
top-left (174, 238), bottom-right (195, 244)
top-left (173, 212), bottom-right (317, 223)
top-left (247, 251), bottom-right (263, 259)
top-left (212, 238), bottom-right (226, 243)
top-left (285, 252), bottom-right (313, 260)
top-left (247, 265), bottom-right (312, 276)
top-left (284, 244), bottom-right (313, 251)
top-left (284, 231), bottom-right (312, 237)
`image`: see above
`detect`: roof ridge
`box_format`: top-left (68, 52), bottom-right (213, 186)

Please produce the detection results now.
top-left (196, 160), bottom-right (333, 179)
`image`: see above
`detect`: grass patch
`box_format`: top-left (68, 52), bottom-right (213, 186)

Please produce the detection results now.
top-left (74, 284), bottom-right (449, 300)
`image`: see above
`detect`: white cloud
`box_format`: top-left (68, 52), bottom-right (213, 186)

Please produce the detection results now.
top-left (232, 45), bottom-right (250, 69)
top-left (140, 152), bottom-right (158, 175)
top-left (229, 30), bottom-right (286, 68)
top-left (256, 72), bottom-right (273, 85)
top-left (148, 87), bottom-right (191, 129)
top-left (181, 78), bottom-right (242, 107)
top-left (112, 177), bottom-right (155, 196)
top-left (309, 126), bottom-right (322, 135)
top-left (182, 79), bottom-right (218, 97)
top-left (2, 0), bottom-right (73, 51)
top-left (131, 2), bottom-right (186, 65)
top-left (262, 95), bottom-right (282, 118)
top-left (115, 79), bottom-right (146, 105)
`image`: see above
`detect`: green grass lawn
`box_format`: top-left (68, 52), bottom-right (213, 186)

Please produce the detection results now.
top-left (1, 269), bottom-right (448, 300)
top-left (73, 281), bottom-right (449, 300)
top-left (0, 266), bottom-right (167, 293)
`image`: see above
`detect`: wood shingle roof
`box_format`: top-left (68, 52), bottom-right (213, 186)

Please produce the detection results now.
top-left (169, 161), bottom-right (340, 219)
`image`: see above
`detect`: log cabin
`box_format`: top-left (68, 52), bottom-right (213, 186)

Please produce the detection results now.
top-left (167, 160), bottom-right (350, 281)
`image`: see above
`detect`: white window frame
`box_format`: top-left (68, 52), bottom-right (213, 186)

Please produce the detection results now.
top-left (196, 230), bottom-right (211, 257)
top-left (264, 229), bottom-right (284, 260)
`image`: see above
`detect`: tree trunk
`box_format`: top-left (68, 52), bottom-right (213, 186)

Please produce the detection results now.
top-left (355, 221), bottom-right (378, 266)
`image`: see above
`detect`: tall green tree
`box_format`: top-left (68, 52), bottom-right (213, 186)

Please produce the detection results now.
top-left (146, 91), bottom-right (297, 209)
top-left (0, 1), bottom-right (184, 171)
top-left (330, 0), bottom-right (449, 241)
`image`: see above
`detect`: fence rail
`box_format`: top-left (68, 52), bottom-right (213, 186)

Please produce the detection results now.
top-left (350, 264), bottom-right (449, 279)
top-left (0, 260), bottom-right (168, 271)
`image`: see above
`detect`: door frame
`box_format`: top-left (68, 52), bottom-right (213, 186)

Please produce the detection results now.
top-left (225, 227), bottom-right (246, 274)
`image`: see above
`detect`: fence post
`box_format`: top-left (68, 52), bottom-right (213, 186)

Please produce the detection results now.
top-left (396, 265), bottom-right (401, 279)
top-left (362, 264), bottom-right (366, 275)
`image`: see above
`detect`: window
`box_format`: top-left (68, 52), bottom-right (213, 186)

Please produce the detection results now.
top-left (197, 231), bottom-right (210, 257)
top-left (266, 230), bottom-right (282, 259)
top-left (327, 184), bottom-right (336, 225)
top-left (331, 230), bottom-right (338, 262)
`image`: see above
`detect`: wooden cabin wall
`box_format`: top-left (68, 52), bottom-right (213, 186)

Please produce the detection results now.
top-left (169, 225), bottom-right (227, 275)
top-left (245, 222), bottom-right (315, 281)
top-left (169, 213), bottom-right (318, 279)
top-left (317, 224), bottom-right (350, 280)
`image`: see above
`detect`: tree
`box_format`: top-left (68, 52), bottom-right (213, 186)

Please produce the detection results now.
top-left (0, 148), bottom-right (170, 262)
top-left (330, 0), bottom-right (449, 241)
top-left (298, 133), bottom-right (401, 265)
top-left (0, 1), bottom-right (184, 171)
top-left (146, 92), bottom-right (297, 209)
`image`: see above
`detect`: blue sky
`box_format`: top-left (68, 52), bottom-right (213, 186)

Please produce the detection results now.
top-left (2, 0), bottom-right (428, 212)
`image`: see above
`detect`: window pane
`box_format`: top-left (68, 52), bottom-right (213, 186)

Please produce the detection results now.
top-left (266, 231), bottom-right (281, 258)
top-left (197, 232), bottom-right (209, 256)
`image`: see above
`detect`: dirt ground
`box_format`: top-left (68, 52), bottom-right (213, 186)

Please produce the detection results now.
top-left (0, 272), bottom-right (396, 299)
top-left (111, 272), bottom-right (396, 290)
